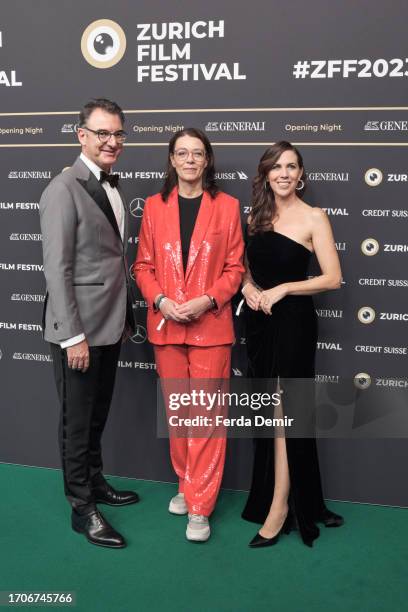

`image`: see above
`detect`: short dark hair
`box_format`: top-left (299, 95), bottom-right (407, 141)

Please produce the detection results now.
top-left (78, 98), bottom-right (125, 127)
top-left (160, 128), bottom-right (220, 201)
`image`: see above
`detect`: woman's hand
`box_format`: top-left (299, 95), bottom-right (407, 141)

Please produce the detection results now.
top-left (159, 298), bottom-right (191, 323)
top-left (259, 284), bottom-right (288, 314)
top-left (176, 295), bottom-right (212, 321)
top-left (242, 282), bottom-right (262, 311)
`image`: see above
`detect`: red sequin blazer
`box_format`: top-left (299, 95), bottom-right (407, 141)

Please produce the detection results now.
top-left (134, 187), bottom-right (245, 346)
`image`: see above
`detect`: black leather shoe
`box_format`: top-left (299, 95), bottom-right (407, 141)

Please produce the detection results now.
top-left (71, 510), bottom-right (126, 548)
top-left (249, 516), bottom-right (292, 548)
top-left (93, 482), bottom-right (139, 506)
top-left (319, 508), bottom-right (344, 528)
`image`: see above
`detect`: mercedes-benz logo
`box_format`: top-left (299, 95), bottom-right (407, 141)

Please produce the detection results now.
top-left (129, 325), bottom-right (147, 344)
top-left (129, 198), bottom-right (145, 218)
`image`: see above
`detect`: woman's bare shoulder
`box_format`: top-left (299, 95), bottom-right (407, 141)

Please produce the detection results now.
top-left (301, 201), bottom-right (329, 223)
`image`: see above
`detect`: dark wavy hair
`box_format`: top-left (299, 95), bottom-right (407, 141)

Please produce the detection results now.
top-left (160, 128), bottom-right (220, 201)
top-left (248, 141), bottom-right (306, 235)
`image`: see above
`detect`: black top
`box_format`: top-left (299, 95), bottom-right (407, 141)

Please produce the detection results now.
top-left (178, 194), bottom-right (203, 272)
top-left (246, 228), bottom-right (312, 290)
top-left (244, 230), bottom-right (316, 376)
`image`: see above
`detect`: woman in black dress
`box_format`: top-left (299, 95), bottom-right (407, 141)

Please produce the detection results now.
top-left (241, 141), bottom-right (344, 547)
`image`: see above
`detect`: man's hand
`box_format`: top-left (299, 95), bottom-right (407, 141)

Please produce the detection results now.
top-left (66, 339), bottom-right (90, 372)
top-left (176, 295), bottom-right (212, 321)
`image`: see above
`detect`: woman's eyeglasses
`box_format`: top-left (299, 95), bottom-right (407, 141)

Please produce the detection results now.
top-left (173, 149), bottom-right (206, 162)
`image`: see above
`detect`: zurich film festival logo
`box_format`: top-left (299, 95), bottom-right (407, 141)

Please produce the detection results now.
top-left (81, 20), bottom-right (126, 69)
top-left (358, 307), bottom-right (376, 324)
top-left (354, 373), bottom-right (372, 390)
top-left (364, 168), bottom-right (383, 187)
top-left (361, 238), bottom-right (380, 256)
top-left (129, 198), bottom-right (145, 218)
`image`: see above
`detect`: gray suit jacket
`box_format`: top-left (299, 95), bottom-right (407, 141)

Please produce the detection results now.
top-left (39, 157), bottom-right (134, 346)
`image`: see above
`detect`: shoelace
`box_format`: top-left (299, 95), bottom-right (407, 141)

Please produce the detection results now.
top-left (189, 514), bottom-right (207, 523)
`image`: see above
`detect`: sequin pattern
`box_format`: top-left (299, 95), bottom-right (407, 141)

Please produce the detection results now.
top-left (134, 187), bottom-right (245, 346)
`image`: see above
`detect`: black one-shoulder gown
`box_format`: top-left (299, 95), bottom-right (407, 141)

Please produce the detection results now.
top-left (241, 230), bottom-right (328, 546)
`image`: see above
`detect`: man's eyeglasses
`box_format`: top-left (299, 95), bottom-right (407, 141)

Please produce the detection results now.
top-left (82, 127), bottom-right (127, 144)
top-left (173, 149), bottom-right (206, 162)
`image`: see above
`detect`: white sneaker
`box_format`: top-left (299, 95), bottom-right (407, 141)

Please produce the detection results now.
top-left (186, 514), bottom-right (211, 542)
top-left (168, 493), bottom-right (188, 515)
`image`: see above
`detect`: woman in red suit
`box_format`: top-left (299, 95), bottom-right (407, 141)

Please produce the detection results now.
top-left (134, 128), bottom-right (244, 542)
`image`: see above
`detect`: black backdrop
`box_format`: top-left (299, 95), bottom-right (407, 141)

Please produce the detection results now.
top-left (0, 1), bottom-right (407, 506)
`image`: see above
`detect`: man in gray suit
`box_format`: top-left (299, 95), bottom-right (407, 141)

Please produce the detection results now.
top-left (39, 98), bottom-right (138, 548)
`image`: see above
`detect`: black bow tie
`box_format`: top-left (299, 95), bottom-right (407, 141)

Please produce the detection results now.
top-left (99, 171), bottom-right (119, 188)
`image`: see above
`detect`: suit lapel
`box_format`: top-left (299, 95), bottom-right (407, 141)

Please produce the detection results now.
top-left (185, 190), bottom-right (214, 282)
top-left (76, 170), bottom-right (121, 241)
top-left (117, 183), bottom-right (128, 246)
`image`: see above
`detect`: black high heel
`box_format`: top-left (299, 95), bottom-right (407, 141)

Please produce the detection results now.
top-left (249, 515), bottom-right (292, 548)
top-left (319, 508), bottom-right (344, 528)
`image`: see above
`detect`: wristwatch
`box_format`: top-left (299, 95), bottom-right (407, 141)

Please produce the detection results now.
top-left (205, 294), bottom-right (218, 310)
top-left (155, 294), bottom-right (167, 311)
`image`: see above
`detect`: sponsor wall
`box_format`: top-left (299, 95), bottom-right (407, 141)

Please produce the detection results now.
top-left (0, 1), bottom-right (407, 505)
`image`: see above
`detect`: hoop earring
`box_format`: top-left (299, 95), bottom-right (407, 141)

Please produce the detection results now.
top-left (296, 179), bottom-right (305, 191)
top-left (264, 180), bottom-right (269, 190)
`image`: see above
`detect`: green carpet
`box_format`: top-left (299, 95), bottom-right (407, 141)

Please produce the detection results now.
top-left (0, 463), bottom-right (406, 612)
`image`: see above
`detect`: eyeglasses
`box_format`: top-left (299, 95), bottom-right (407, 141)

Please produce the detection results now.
top-left (173, 149), bottom-right (206, 162)
top-left (82, 126), bottom-right (127, 144)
